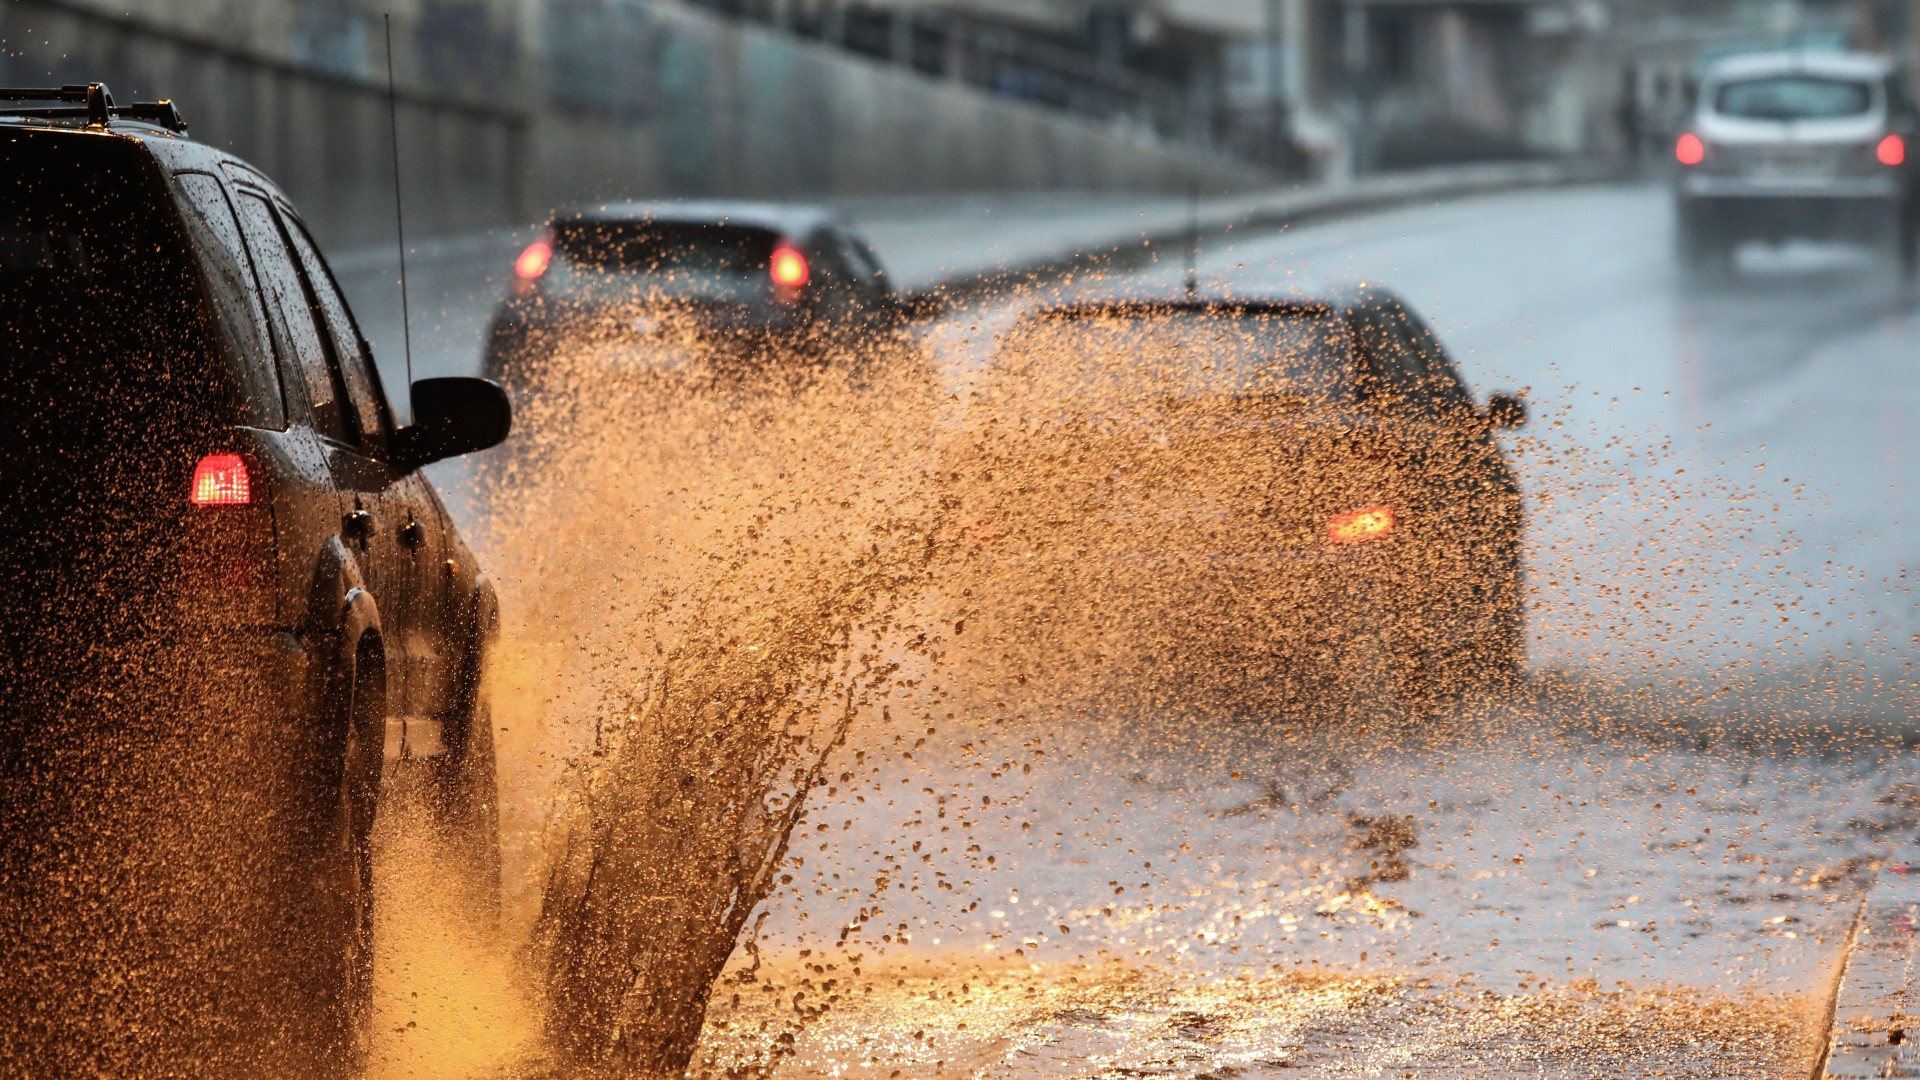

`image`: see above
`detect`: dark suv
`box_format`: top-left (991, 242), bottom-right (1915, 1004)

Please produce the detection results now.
top-left (0, 85), bottom-right (510, 1075)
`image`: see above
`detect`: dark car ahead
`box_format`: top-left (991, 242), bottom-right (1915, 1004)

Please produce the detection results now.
top-left (484, 201), bottom-right (920, 391)
top-left (957, 288), bottom-right (1526, 716)
top-left (0, 85), bottom-right (510, 1075)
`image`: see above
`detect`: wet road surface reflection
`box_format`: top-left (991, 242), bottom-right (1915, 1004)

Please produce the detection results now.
top-left (698, 695), bottom-right (1904, 1078)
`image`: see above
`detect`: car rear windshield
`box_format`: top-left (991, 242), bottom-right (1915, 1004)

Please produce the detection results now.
top-left (1713, 75), bottom-right (1875, 120)
top-left (0, 132), bottom-right (228, 453)
top-left (996, 306), bottom-right (1349, 405)
top-left (551, 221), bottom-right (779, 301)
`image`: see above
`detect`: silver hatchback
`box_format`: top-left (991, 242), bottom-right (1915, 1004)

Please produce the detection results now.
top-left (1674, 51), bottom-right (1918, 277)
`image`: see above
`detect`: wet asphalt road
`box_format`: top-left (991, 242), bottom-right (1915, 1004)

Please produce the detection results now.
top-left (338, 184), bottom-right (1920, 1077)
top-left (713, 186), bottom-right (1920, 1077)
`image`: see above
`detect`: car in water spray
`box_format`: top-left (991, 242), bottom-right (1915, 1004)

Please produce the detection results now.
top-left (483, 201), bottom-right (927, 394)
top-left (954, 288), bottom-right (1527, 718)
top-left (0, 84), bottom-right (511, 1076)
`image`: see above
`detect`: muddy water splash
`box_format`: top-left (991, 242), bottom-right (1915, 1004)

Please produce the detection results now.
top-left (450, 267), bottom-right (1905, 1078)
top-left (473, 326), bottom-right (946, 1075)
top-left (682, 279), bottom-right (1908, 1078)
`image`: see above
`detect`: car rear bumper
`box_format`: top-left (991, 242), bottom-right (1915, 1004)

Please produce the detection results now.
top-left (1679, 180), bottom-right (1905, 241)
top-left (170, 625), bottom-right (320, 721)
top-left (967, 535), bottom-right (1442, 657)
top-left (1680, 174), bottom-right (1900, 200)
top-left (485, 312), bottom-right (827, 384)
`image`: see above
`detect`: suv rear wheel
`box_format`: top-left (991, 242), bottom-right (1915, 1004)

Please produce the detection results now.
top-left (310, 643), bottom-right (382, 1074)
top-left (428, 647), bottom-right (502, 919)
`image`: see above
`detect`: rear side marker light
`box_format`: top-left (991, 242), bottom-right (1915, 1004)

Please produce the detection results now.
top-left (770, 245), bottom-right (810, 288)
top-left (1675, 133), bottom-right (1705, 166)
top-left (1880, 134), bottom-right (1907, 166)
top-left (1328, 505), bottom-right (1394, 545)
top-left (514, 238), bottom-right (553, 281)
top-left (191, 453), bottom-right (252, 506)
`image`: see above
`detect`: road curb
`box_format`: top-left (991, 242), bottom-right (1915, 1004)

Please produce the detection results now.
top-left (915, 158), bottom-right (1618, 303)
top-left (331, 159), bottom-right (1616, 301)
top-left (1816, 844), bottom-right (1920, 1078)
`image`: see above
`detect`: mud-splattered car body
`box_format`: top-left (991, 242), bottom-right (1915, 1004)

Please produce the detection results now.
top-left (953, 288), bottom-right (1526, 714)
top-left (0, 88), bottom-right (508, 1075)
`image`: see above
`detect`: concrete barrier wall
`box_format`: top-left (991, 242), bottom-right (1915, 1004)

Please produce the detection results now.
top-left (9, 1), bottom-right (1264, 251)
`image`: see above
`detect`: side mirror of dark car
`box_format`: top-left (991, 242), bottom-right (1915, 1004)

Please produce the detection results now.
top-left (394, 377), bottom-right (512, 471)
top-left (1484, 391), bottom-right (1527, 429)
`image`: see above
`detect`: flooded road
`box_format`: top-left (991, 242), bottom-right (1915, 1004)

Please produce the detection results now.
top-left (341, 183), bottom-right (1920, 1077)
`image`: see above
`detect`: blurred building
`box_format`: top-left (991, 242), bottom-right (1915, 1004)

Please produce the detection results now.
top-left (47, 0), bottom-right (1914, 178)
top-left (1608, 0), bottom-right (1917, 166)
top-left (14, 0), bottom-right (1263, 247)
top-left (688, 0), bottom-right (1624, 172)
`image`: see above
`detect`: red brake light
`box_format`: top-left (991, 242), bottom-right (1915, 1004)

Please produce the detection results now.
top-left (1675, 133), bottom-right (1706, 166)
top-left (191, 453), bottom-right (252, 507)
top-left (514, 238), bottom-right (553, 281)
top-left (1328, 505), bottom-right (1394, 545)
top-left (770, 246), bottom-right (810, 288)
top-left (1879, 133), bottom-right (1906, 166)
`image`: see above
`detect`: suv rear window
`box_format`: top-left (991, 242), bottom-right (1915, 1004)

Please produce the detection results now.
top-left (0, 132), bottom-right (230, 448)
top-left (1714, 75), bottom-right (1874, 120)
top-left (551, 221), bottom-right (778, 301)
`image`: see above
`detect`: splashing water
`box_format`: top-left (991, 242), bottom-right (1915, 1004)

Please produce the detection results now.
top-left (465, 320), bottom-right (947, 1074)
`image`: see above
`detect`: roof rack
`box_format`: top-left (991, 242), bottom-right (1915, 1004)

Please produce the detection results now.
top-left (0, 83), bottom-right (188, 134)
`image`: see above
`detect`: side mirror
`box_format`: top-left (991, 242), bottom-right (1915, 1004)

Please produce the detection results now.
top-left (394, 377), bottom-right (512, 470)
top-left (1484, 391), bottom-right (1527, 430)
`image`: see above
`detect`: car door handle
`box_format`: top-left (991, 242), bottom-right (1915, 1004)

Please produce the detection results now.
top-left (343, 508), bottom-right (375, 540)
top-left (399, 518), bottom-right (427, 550)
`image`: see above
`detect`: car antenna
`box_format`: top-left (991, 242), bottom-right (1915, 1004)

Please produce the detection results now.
top-left (384, 14), bottom-right (415, 398)
top-left (1183, 179), bottom-right (1200, 299)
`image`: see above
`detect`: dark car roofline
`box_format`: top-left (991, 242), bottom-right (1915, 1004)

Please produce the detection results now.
top-left (0, 83), bottom-right (190, 134)
top-left (1028, 283), bottom-right (1402, 319)
top-left (551, 200), bottom-right (840, 238)
top-left (1030, 298), bottom-right (1333, 318)
top-left (0, 114), bottom-right (190, 140)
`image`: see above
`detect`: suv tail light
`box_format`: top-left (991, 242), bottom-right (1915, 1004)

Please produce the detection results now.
top-left (191, 452), bottom-right (252, 506)
top-left (1675, 133), bottom-right (1706, 166)
top-left (185, 450), bottom-right (276, 610)
top-left (1328, 505), bottom-right (1394, 545)
top-left (1879, 133), bottom-right (1906, 166)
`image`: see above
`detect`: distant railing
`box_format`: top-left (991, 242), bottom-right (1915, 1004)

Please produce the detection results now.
top-left (673, 0), bottom-right (1209, 146)
top-left (293, 0), bottom-right (1207, 145)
